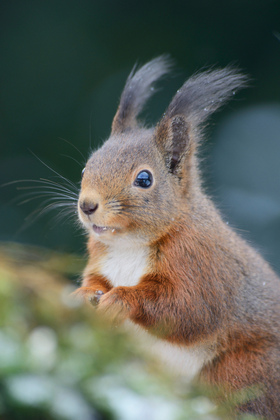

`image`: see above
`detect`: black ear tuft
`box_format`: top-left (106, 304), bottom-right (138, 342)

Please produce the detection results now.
top-left (111, 55), bottom-right (173, 134)
top-left (165, 67), bottom-right (248, 127)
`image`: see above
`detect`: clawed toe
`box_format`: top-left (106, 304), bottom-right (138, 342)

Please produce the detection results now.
top-left (89, 290), bottom-right (104, 306)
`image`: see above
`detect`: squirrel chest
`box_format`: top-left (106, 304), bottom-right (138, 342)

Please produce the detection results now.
top-left (100, 241), bottom-right (148, 287)
top-left (99, 240), bottom-right (215, 379)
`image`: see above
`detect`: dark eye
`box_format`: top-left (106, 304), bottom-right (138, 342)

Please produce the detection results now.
top-left (134, 170), bottom-right (153, 188)
top-left (81, 167), bottom-right (85, 177)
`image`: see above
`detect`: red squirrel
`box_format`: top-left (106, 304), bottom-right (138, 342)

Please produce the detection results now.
top-left (74, 57), bottom-right (280, 418)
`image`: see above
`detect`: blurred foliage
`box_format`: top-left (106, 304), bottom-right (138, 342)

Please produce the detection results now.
top-left (0, 243), bottom-right (259, 420)
top-left (1, 0), bottom-right (280, 267)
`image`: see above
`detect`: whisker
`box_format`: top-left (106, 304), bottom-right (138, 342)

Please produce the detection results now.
top-left (3, 178), bottom-right (79, 195)
top-left (28, 150), bottom-right (78, 191)
top-left (24, 201), bottom-right (76, 223)
top-left (106, 205), bottom-right (123, 211)
top-left (5, 179), bottom-right (78, 211)
top-left (17, 193), bottom-right (77, 206)
top-left (52, 208), bottom-right (78, 225)
top-left (15, 202), bottom-right (78, 237)
top-left (121, 204), bottom-right (143, 209)
top-left (4, 151), bottom-right (82, 236)
top-left (2, 179), bottom-right (44, 188)
top-left (122, 208), bottom-right (151, 216)
top-left (58, 137), bottom-right (86, 162)
top-left (60, 154), bottom-right (84, 168)
top-left (16, 184), bottom-right (78, 200)
top-left (39, 177), bottom-right (79, 190)
top-left (16, 190), bottom-right (77, 199)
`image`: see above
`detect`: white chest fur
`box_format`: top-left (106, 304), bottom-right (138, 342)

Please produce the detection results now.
top-left (101, 241), bottom-right (148, 288)
top-left (145, 333), bottom-right (216, 379)
top-left (126, 322), bottom-right (216, 379)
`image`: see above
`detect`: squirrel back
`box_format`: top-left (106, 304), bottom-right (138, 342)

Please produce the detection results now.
top-left (74, 57), bottom-right (280, 418)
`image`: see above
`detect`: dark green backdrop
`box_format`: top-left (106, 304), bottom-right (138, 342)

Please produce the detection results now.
top-left (1, 0), bottom-right (280, 271)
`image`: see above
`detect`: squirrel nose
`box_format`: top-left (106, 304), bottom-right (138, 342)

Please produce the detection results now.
top-left (80, 200), bottom-right (98, 216)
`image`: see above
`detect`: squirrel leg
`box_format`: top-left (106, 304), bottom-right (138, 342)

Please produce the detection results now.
top-left (97, 275), bottom-right (177, 329)
top-left (97, 274), bottom-right (220, 343)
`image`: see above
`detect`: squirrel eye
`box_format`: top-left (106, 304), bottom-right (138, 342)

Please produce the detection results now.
top-left (134, 170), bottom-right (153, 188)
top-left (81, 167), bottom-right (85, 177)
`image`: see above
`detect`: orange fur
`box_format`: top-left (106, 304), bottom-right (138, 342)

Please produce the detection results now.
top-left (74, 57), bottom-right (280, 418)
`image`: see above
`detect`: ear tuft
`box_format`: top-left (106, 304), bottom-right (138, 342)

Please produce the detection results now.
top-left (165, 67), bottom-right (248, 127)
top-left (111, 55), bottom-right (173, 134)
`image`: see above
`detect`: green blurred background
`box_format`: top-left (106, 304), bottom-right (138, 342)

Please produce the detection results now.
top-left (1, 2), bottom-right (280, 418)
top-left (1, 0), bottom-right (280, 271)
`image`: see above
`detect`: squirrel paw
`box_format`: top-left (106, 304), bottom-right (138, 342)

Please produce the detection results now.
top-left (97, 288), bottom-right (129, 325)
top-left (89, 290), bottom-right (104, 307)
top-left (71, 287), bottom-right (105, 306)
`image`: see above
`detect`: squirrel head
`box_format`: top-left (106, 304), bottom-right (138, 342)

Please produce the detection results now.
top-left (78, 56), bottom-right (247, 244)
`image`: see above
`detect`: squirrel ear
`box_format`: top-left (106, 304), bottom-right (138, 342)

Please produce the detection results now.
top-left (111, 56), bottom-right (172, 134)
top-left (155, 66), bottom-right (248, 175)
top-left (155, 115), bottom-right (191, 175)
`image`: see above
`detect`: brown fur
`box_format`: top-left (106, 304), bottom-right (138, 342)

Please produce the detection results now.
top-left (73, 57), bottom-right (280, 418)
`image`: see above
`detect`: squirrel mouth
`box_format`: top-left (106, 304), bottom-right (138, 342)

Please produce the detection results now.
top-left (92, 224), bottom-right (116, 235)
